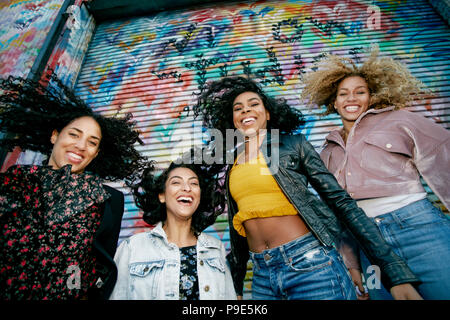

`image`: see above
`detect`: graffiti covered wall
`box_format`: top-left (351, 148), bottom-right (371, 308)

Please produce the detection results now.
top-left (73, 0), bottom-right (450, 296)
top-left (1, 0), bottom-right (96, 173)
top-left (0, 0), bottom-right (63, 78)
top-left (44, 2), bottom-right (95, 88)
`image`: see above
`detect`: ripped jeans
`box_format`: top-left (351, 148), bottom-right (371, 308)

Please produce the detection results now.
top-left (249, 232), bottom-right (356, 300)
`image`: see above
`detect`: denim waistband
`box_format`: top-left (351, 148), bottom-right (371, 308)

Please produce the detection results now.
top-left (370, 198), bottom-right (437, 225)
top-left (249, 232), bottom-right (322, 267)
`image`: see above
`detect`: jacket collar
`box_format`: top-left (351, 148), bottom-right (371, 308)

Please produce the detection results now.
top-left (226, 130), bottom-right (280, 158)
top-left (150, 221), bottom-right (167, 240)
top-left (149, 221), bottom-right (221, 251)
top-left (224, 129), bottom-right (281, 174)
top-left (324, 106), bottom-right (395, 145)
top-left (260, 130), bottom-right (281, 169)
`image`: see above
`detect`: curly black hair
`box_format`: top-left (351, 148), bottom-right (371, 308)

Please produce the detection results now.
top-left (129, 150), bottom-right (227, 235)
top-left (193, 76), bottom-right (305, 141)
top-left (0, 75), bottom-right (146, 182)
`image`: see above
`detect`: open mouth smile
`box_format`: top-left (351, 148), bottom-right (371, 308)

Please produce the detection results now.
top-left (67, 151), bottom-right (84, 163)
top-left (344, 105), bottom-right (360, 112)
top-left (177, 196), bottom-right (194, 205)
top-left (241, 117), bottom-right (256, 126)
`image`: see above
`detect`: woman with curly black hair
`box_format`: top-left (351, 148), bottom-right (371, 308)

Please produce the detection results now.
top-left (110, 158), bottom-right (236, 300)
top-left (301, 46), bottom-right (450, 300)
top-left (0, 75), bottom-right (147, 300)
top-left (193, 76), bottom-right (422, 300)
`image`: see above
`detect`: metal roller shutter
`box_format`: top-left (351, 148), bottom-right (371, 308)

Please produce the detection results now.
top-left (74, 0), bottom-right (450, 298)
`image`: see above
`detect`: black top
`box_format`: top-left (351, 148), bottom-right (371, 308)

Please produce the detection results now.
top-left (179, 245), bottom-right (199, 300)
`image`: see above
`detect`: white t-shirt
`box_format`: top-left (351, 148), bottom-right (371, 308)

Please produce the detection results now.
top-left (356, 193), bottom-right (427, 218)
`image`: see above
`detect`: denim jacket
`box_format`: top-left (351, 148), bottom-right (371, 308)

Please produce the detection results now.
top-left (225, 132), bottom-right (420, 296)
top-left (110, 222), bottom-right (236, 300)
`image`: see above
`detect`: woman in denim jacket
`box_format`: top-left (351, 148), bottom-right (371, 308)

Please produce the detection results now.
top-left (301, 46), bottom-right (450, 299)
top-left (110, 160), bottom-right (236, 300)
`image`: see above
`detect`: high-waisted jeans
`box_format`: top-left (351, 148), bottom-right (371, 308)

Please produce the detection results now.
top-left (249, 232), bottom-right (356, 300)
top-left (359, 199), bottom-right (450, 300)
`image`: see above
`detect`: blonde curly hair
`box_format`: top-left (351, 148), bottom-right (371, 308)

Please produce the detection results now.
top-left (301, 45), bottom-right (430, 115)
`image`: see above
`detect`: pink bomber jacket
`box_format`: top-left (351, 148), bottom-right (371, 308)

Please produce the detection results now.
top-left (320, 107), bottom-right (450, 210)
top-left (320, 107), bottom-right (450, 270)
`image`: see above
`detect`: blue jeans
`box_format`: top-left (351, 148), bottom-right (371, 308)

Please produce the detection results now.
top-left (249, 232), bottom-right (356, 300)
top-left (360, 199), bottom-right (450, 300)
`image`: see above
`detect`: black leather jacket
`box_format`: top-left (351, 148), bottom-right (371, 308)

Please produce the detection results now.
top-left (225, 132), bottom-right (420, 296)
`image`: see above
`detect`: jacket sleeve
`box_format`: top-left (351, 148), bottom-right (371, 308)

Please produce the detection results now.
top-left (320, 146), bottom-right (361, 270)
top-left (226, 225), bottom-right (249, 297)
top-left (109, 239), bottom-right (131, 300)
top-left (225, 177), bottom-right (250, 297)
top-left (336, 230), bottom-right (361, 270)
top-left (92, 185), bottom-right (125, 299)
top-left (296, 134), bottom-right (420, 289)
top-left (97, 185), bottom-right (125, 258)
top-left (406, 112), bottom-right (450, 210)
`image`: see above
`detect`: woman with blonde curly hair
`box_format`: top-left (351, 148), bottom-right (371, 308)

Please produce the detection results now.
top-left (301, 46), bottom-right (450, 300)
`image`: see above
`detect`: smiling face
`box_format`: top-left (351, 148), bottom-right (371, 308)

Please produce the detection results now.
top-left (48, 116), bottom-right (101, 174)
top-left (334, 76), bottom-right (370, 129)
top-left (158, 167), bottom-right (201, 221)
top-left (232, 91), bottom-right (270, 137)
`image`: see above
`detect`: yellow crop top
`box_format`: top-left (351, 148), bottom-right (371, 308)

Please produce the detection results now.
top-left (229, 152), bottom-right (298, 237)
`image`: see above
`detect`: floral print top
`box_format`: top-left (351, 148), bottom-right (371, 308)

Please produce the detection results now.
top-left (179, 245), bottom-right (199, 300)
top-left (0, 165), bottom-right (110, 300)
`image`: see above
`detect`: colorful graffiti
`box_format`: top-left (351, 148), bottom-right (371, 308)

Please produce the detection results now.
top-left (44, 3), bottom-right (95, 88)
top-left (0, 0), bottom-right (62, 78)
top-left (1, 0), bottom-right (93, 172)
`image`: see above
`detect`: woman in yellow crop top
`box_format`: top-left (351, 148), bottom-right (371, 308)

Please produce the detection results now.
top-left (229, 152), bottom-right (299, 238)
top-left (193, 76), bottom-right (422, 300)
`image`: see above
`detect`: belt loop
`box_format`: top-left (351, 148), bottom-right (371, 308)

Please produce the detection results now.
top-left (250, 252), bottom-right (260, 270)
top-left (279, 246), bottom-right (289, 265)
top-left (389, 210), bottom-right (404, 227)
